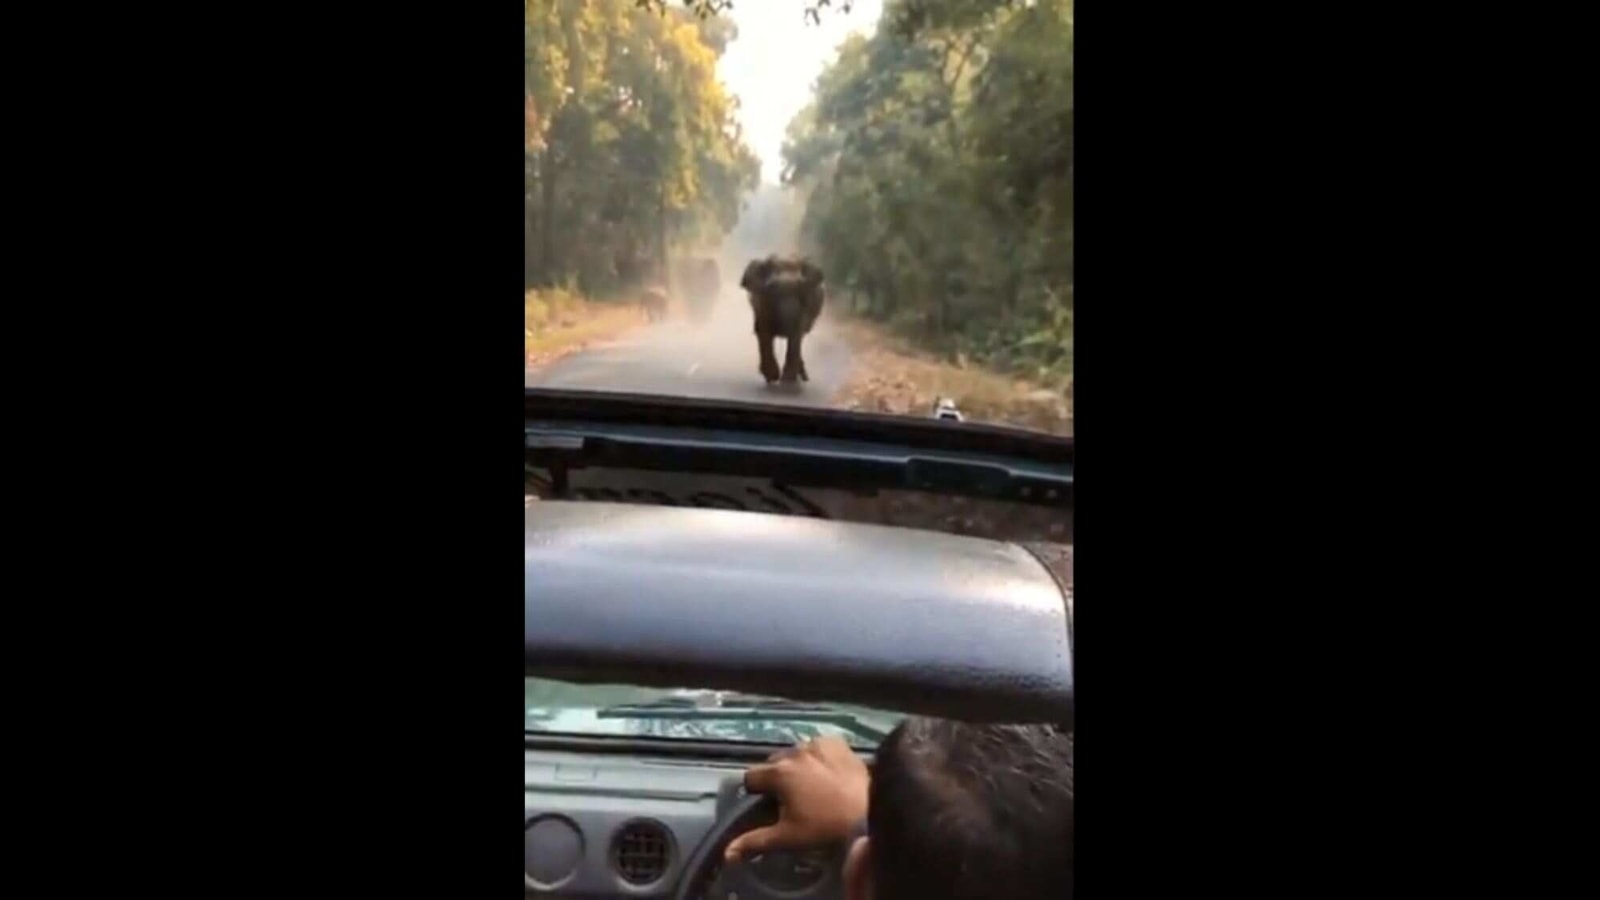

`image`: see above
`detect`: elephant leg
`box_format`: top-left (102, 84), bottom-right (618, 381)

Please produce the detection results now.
top-left (780, 332), bottom-right (804, 383)
top-left (756, 329), bottom-right (780, 383)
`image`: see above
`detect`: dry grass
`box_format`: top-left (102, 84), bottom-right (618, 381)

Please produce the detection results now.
top-left (830, 317), bottom-right (1073, 436)
top-left (525, 288), bottom-right (645, 368)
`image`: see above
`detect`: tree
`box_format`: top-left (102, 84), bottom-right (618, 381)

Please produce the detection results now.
top-left (525, 0), bottom-right (758, 292)
top-left (781, 0), bottom-right (1072, 383)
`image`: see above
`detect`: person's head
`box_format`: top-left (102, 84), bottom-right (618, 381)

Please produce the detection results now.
top-left (845, 719), bottom-right (1074, 900)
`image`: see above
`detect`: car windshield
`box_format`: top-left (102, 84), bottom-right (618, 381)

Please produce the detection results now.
top-left (525, 0), bottom-right (1072, 436)
top-left (525, 677), bottom-right (905, 749)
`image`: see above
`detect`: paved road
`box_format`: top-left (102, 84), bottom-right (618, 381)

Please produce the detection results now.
top-left (526, 293), bottom-right (852, 408)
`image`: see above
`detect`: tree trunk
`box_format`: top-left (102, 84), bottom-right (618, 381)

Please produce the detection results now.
top-left (656, 188), bottom-right (669, 286)
top-left (539, 150), bottom-right (557, 285)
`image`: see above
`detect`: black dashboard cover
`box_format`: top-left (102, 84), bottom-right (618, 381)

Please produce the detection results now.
top-left (526, 387), bottom-right (1073, 465)
top-left (526, 501), bottom-right (1073, 724)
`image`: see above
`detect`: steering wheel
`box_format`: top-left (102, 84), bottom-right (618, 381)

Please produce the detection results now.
top-left (672, 793), bottom-right (843, 900)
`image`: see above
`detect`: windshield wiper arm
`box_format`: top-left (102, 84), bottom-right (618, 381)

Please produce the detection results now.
top-left (711, 695), bottom-right (840, 711)
top-left (591, 697), bottom-right (700, 710)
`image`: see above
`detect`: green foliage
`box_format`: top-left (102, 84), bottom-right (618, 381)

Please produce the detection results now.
top-left (525, 287), bottom-right (586, 333)
top-left (631, 1), bottom-right (859, 24)
top-left (526, 0), bottom-right (759, 293)
top-left (783, 0), bottom-right (1072, 385)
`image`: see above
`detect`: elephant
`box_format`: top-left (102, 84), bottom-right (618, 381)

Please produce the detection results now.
top-left (680, 257), bottom-right (721, 324)
top-left (638, 286), bottom-right (669, 322)
top-left (740, 255), bottom-right (826, 384)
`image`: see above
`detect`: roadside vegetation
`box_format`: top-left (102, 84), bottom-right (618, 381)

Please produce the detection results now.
top-left (780, 0), bottom-right (1073, 394)
top-left (525, 288), bottom-right (643, 366)
top-left (831, 314), bottom-right (1072, 435)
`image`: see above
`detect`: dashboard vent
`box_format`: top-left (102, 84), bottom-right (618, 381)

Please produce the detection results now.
top-left (612, 820), bottom-right (671, 885)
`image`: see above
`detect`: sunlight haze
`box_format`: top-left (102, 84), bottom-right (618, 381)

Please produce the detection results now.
top-left (717, 1), bottom-right (884, 184)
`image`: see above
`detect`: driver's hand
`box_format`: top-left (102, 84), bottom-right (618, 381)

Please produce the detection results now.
top-left (725, 736), bottom-right (870, 862)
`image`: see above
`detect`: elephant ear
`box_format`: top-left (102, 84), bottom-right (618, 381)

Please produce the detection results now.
top-left (740, 257), bottom-right (773, 291)
top-left (799, 259), bottom-right (826, 290)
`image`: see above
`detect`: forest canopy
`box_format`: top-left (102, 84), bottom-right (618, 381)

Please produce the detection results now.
top-left (525, 0), bottom-right (759, 294)
top-left (781, 0), bottom-right (1072, 383)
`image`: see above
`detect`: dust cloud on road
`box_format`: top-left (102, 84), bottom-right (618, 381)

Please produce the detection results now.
top-left (526, 184), bottom-right (851, 407)
top-left (524, 286), bottom-right (852, 408)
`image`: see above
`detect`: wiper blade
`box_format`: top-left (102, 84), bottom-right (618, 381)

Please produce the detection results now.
top-left (712, 694), bottom-right (838, 711)
top-left (593, 697), bottom-right (700, 710)
top-left (525, 420), bottom-right (1071, 506)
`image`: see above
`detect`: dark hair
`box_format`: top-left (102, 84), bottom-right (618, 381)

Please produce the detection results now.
top-left (867, 719), bottom-right (1074, 900)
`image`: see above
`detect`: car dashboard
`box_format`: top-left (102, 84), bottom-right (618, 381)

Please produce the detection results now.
top-left (526, 748), bottom-right (845, 900)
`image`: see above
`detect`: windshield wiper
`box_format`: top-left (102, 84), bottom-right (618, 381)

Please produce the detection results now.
top-left (593, 699), bottom-right (891, 742)
top-left (593, 697), bottom-right (700, 710)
